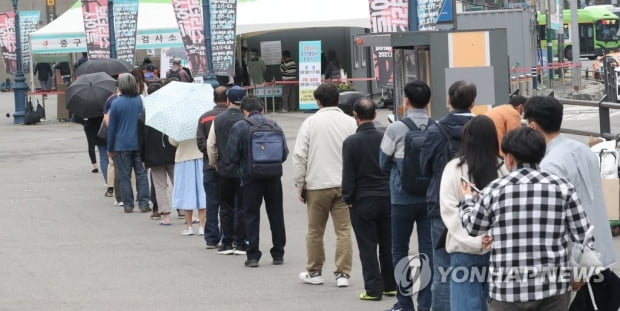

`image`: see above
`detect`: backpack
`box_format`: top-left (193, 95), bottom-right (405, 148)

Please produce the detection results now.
top-left (401, 118), bottom-right (435, 195)
top-left (182, 66), bottom-right (194, 82)
top-left (246, 117), bottom-right (285, 178)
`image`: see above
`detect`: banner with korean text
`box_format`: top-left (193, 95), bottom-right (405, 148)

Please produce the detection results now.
top-left (113, 0), bottom-right (139, 65)
top-left (298, 40), bottom-right (321, 110)
top-left (210, 0), bottom-right (236, 76)
top-left (0, 12), bottom-right (16, 74)
top-left (171, 0), bottom-right (207, 76)
top-left (368, 0), bottom-right (408, 88)
top-left (20, 11), bottom-right (40, 70)
top-left (81, 0), bottom-right (110, 59)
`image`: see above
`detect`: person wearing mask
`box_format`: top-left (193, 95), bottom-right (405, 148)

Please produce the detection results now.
top-left (524, 96), bottom-right (619, 311)
top-left (439, 115), bottom-right (507, 311)
top-left (419, 80), bottom-right (476, 311)
top-left (248, 49), bottom-right (266, 85)
top-left (342, 97), bottom-right (395, 301)
top-left (379, 81), bottom-right (434, 311)
top-left (228, 95), bottom-right (288, 268)
top-left (460, 127), bottom-right (593, 311)
top-left (196, 86), bottom-right (229, 248)
top-left (293, 83), bottom-right (357, 287)
top-left (207, 86), bottom-right (248, 255)
top-left (106, 73), bottom-right (150, 213)
top-left (279, 50), bottom-right (297, 112)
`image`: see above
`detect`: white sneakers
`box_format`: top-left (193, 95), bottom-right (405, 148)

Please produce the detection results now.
top-left (198, 227), bottom-right (204, 235)
top-left (181, 228), bottom-right (194, 236)
top-left (299, 272), bottom-right (324, 285)
top-left (299, 272), bottom-right (349, 287)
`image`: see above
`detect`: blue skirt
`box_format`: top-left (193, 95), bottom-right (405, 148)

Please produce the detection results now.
top-left (172, 159), bottom-right (206, 210)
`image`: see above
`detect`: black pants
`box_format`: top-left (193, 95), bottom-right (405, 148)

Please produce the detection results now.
top-left (242, 178), bottom-right (286, 261)
top-left (349, 196), bottom-right (395, 297)
top-left (569, 268), bottom-right (620, 311)
top-left (219, 176), bottom-right (245, 247)
top-left (150, 171), bottom-right (158, 212)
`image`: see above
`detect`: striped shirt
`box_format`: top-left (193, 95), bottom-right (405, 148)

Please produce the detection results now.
top-left (460, 163), bottom-right (593, 303)
top-left (280, 59), bottom-right (297, 80)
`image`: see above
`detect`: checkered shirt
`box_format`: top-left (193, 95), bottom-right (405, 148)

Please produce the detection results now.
top-left (460, 163), bottom-right (593, 303)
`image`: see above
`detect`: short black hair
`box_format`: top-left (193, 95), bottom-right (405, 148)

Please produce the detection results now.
top-left (501, 127), bottom-right (546, 165)
top-left (448, 80), bottom-right (477, 110)
top-left (313, 83), bottom-right (339, 107)
top-left (147, 83), bottom-right (162, 95)
top-left (214, 86), bottom-right (228, 103)
top-left (404, 80), bottom-right (431, 108)
top-left (353, 97), bottom-right (375, 121)
top-left (282, 50), bottom-right (291, 58)
top-left (523, 96), bottom-right (563, 133)
top-left (240, 95), bottom-right (264, 113)
top-left (509, 95), bottom-right (526, 107)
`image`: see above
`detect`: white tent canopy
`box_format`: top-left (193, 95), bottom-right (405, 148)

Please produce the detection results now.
top-left (30, 0), bottom-right (370, 55)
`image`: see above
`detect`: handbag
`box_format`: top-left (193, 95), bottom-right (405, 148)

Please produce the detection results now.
top-left (97, 121), bottom-right (107, 140)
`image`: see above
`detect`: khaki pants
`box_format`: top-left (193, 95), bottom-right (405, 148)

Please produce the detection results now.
top-left (150, 164), bottom-right (174, 214)
top-left (305, 187), bottom-right (352, 276)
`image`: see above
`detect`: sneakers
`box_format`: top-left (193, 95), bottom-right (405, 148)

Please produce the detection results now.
top-left (217, 245), bottom-right (234, 255)
top-left (299, 272), bottom-right (324, 285)
top-left (198, 227), bottom-right (204, 235)
top-left (244, 259), bottom-right (259, 268)
top-left (335, 273), bottom-right (350, 287)
top-left (205, 244), bottom-right (219, 249)
top-left (181, 228), bottom-right (194, 236)
top-left (113, 201), bottom-right (124, 206)
top-left (104, 188), bottom-right (114, 197)
top-left (272, 258), bottom-right (284, 265)
top-left (233, 245), bottom-right (247, 255)
top-left (383, 290), bottom-right (397, 297)
top-left (385, 304), bottom-right (403, 311)
top-left (359, 292), bottom-right (381, 301)
top-left (139, 207), bottom-right (152, 213)
top-left (123, 207), bottom-right (133, 213)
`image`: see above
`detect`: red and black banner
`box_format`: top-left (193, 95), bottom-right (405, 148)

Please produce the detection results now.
top-left (0, 12), bottom-right (17, 75)
top-left (172, 0), bottom-right (207, 76)
top-left (368, 0), bottom-right (409, 88)
top-left (81, 0), bottom-right (110, 59)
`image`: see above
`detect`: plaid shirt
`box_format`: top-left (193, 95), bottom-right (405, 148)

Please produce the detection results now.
top-left (460, 163), bottom-right (592, 303)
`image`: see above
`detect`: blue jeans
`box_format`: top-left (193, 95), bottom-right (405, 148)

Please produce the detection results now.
top-left (97, 145), bottom-right (108, 184)
top-left (431, 216), bottom-right (450, 311)
top-left (391, 203), bottom-right (433, 311)
top-left (450, 252), bottom-right (490, 311)
top-left (115, 150), bottom-right (149, 209)
top-left (203, 168), bottom-right (221, 246)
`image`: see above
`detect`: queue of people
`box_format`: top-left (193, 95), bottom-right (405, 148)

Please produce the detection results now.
top-left (83, 75), bottom-right (618, 311)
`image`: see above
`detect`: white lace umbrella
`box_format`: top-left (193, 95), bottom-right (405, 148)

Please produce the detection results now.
top-left (144, 81), bottom-right (214, 141)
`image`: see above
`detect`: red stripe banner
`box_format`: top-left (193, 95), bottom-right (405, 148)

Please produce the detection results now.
top-left (0, 12), bottom-right (17, 75)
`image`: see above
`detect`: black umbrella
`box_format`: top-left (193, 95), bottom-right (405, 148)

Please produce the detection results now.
top-left (66, 72), bottom-right (116, 118)
top-left (74, 58), bottom-right (133, 76)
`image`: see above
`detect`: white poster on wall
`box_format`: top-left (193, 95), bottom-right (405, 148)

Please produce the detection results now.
top-left (260, 40), bottom-right (282, 65)
top-left (298, 40), bottom-right (321, 110)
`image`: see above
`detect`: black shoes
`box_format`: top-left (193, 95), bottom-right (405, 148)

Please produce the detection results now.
top-left (104, 188), bottom-right (114, 197)
top-left (273, 258), bottom-right (284, 265)
top-left (245, 259), bottom-right (259, 268)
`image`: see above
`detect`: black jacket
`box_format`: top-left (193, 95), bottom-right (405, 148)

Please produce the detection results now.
top-left (84, 117), bottom-right (105, 146)
top-left (196, 103), bottom-right (228, 172)
top-left (420, 110), bottom-right (474, 218)
top-left (138, 117), bottom-right (176, 168)
top-left (341, 122), bottom-right (389, 204)
top-left (34, 62), bottom-right (53, 81)
top-left (213, 107), bottom-right (244, 178)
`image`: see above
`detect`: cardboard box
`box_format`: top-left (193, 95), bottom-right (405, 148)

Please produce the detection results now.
top-left (602, 178), bottom-right (620, 221)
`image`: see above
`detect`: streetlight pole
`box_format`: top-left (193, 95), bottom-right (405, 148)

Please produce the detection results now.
top-left (108, 0), bottom-right (116, 59)
top-left (202, 0), bottom-right (218, 87)
top-left (12, 0), bottom-right (27, 124)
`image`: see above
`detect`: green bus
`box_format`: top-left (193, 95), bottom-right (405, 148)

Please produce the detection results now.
top-left (537, 7), bottom-right (620, 60)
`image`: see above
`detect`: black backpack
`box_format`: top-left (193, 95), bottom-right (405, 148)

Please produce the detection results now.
top-left (182, 66), bottom-right (194, 82)
top-left (401, 118), bottom-right (435, 195)
top-left (246, 117), bottom-right (285, 178)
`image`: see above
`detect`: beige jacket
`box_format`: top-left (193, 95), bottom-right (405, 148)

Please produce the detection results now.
top-left (292, 107), bottom-right (356, 190)
top-left (169, 138), bottom-right (202, 163)
top-left (440, 158), bottom-right (507, 255)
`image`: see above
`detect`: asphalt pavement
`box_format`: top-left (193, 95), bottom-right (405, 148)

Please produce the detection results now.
top-left (0, 93), bottom-right (619, 311)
